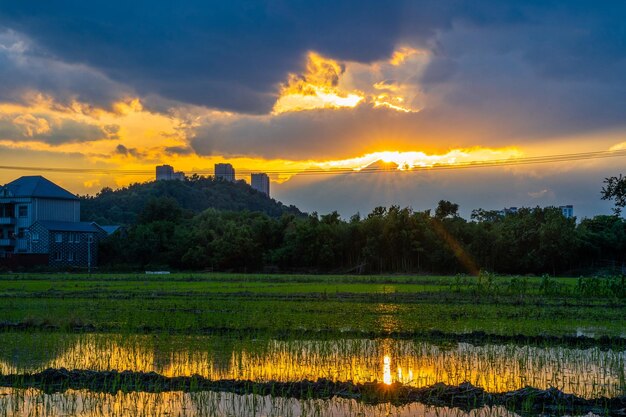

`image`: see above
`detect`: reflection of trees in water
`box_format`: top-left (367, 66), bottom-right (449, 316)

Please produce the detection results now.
top-left (151, 335), bottom-right (263, 375)
top-left (0, 389), bottom-right (522, 417)
top-left (2, 333), bottom-right (624, 399)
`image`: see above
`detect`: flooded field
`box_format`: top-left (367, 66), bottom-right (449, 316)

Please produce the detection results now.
top-left (1, 273), bottom-right (624, 416)
top-left (0, 388), bottom-right (556, 417)
top-left (1, 333), bottom-right (624, 399)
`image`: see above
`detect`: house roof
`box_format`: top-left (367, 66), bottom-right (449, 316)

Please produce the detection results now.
top-left (100, 225), bottom-right (121, 235)
top-left (35, 221), bottom-right (103, 233)
top-left (2, 176), bottom-right (78, 200)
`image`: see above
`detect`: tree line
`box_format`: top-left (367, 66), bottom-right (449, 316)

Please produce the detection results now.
top-left (100, 197), bottom-right (626, 275)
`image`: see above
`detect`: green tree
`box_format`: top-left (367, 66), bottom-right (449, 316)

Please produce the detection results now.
top-left (602, 174), bottom-right (626, 215)
top-left (435, 200), bottom-right (460, 219)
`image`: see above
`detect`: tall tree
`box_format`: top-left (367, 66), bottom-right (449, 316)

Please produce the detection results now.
top-left (601, 174), bottom-right (626, 215)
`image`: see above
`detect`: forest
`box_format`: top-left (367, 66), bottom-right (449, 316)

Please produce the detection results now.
top-left (80, 175), bottom-right (302, 224)
top-left (99, 196), bottom-right (626, 275)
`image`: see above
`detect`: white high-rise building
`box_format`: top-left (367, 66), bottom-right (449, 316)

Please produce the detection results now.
top-left (156, 165), bottom-right (184, 181)
top-left (215, 163), bottom-right (235, 181)
top-left (156, 165), bottom-right (174, 181)
top-left (251, 173), bottom-right (270, 197)
top-left (560, 205), bottom-right (574, 218)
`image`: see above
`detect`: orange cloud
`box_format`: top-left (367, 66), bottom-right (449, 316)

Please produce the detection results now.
top-left (12, 114), bottom-right (51, 136)
top-left (273, 46), bottom-right (429, 114)
top-left (273, 52), bottom-right (364, 114)
top-left (389, 46), bottom-right (421, 66)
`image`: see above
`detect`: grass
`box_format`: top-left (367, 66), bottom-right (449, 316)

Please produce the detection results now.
top-left (0, 272), bottom-right (623, 337)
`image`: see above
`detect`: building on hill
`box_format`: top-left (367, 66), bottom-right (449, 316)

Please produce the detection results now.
top-left (497, 207), bottom-right (518, 216)
top-left (560, 205), bottom-right (574, 218)
top-left (496, 205), bottom-right (574, 218)
top-left (251, 173), bottom-right (270, 197)
top-left (0, 176), bottom-right (114, 269)
top-left (214, 163), bottom-right (235, 181)
top-left (156, 164), bottom-right (185, 181)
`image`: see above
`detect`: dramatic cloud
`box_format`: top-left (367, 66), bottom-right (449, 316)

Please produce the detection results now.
top-left (115, 144), bottom-right (142, 158)
top-left (0, 1), bottom-right (455, 113)
top-left (0, 30), bottom-right (133, 112)
top-left (0, 1), bottom-right (625, 217)
top-left (273, 52), bottom-right (364, 114)
top-left (164, 146), bottom-right (194, 156)
top-left (0, 112), bottom-right (117, 144)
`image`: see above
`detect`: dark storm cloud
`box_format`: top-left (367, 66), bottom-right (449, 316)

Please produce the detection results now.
top-left (0, 30), bottom-right (132, 111)
top-left (164, 146), bottom-right (194, 156)
top-left (0, 1), bottom-right (458, 113)
top-left (115, 143), bottom-right (142, 158)
top-left (0, 1), bottom-right (624, 142)
top-left (183, 1), bottom-right (626, 160)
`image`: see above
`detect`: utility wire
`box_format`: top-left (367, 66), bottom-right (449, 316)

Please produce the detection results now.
top-left (0, 148), bottom-right (625, 177)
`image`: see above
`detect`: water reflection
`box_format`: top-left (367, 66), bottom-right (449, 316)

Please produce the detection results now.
top-left (383, 355), bottom-right (392, 385)
top-left (0, 333), bottom-right (624, 398)
top-left (0, 387), bottom-right (574, 417)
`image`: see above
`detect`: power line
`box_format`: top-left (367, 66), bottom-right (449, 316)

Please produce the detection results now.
top-left (0, 148), bottom-right (625, 177)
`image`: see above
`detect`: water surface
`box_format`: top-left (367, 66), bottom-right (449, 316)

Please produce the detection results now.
top-left (1, 333), bottom-right (624, 398)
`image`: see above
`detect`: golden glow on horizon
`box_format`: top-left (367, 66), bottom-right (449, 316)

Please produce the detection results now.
top-left (0, 142), bottom-right (526, 195)
top-left (318, 148), bottom-right (524, 171)
top-left (609, 141), bottom-right (626, 151)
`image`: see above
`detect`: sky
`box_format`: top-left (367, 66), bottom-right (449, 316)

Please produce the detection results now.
top-left (0, 1), bottom-right (625, 218)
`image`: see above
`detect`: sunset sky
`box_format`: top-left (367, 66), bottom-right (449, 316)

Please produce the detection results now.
top-left (1, 1), bottom-right (625, 218)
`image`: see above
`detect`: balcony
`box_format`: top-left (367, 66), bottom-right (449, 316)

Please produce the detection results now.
top-left (14, 239), bottom-right (29, 251)
top-left (0, 238), bottom-right (15, 247)
top-left (0, 217), bottom-right (15, 225)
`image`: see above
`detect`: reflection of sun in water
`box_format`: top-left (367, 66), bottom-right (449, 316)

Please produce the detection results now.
top-left (383, 355), bottom-right (392, 385)
top-left (376, 303), bottom-right (400, 333)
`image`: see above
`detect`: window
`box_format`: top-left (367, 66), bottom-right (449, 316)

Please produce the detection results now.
top-left (18, 205), bottom-right (27, 218)
top-left (31, 232), bottom-right (39, 242)
top-left (68, 252), bottom-right (75, 262)
top-left (68, 233), bottom-right (75, 243)
top-left (55, 233), bottom-right (63, 243)
top-left (17, 228), bottom-right (26, 238)
top-left (54, 251), bottom-right (63, 261)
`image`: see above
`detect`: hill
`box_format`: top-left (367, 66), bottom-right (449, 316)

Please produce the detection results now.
top-left (80, 176), bottom-right (303, 225)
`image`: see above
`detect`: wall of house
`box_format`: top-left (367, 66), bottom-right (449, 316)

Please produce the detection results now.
top-left (1, 198), bottom-right (80, 254)
top-left (29, 223), bottom-right (50, 254)
top-left (32, 199), bottom-right (80, 222)
top-left (46, 231), bottom-right (99, 268)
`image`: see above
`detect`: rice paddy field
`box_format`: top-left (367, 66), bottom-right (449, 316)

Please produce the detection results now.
top-left (0, 273), bottom-right (624, 416)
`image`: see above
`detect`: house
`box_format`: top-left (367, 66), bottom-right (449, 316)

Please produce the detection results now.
top-left (0, 176), bottom-right (112, 269)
